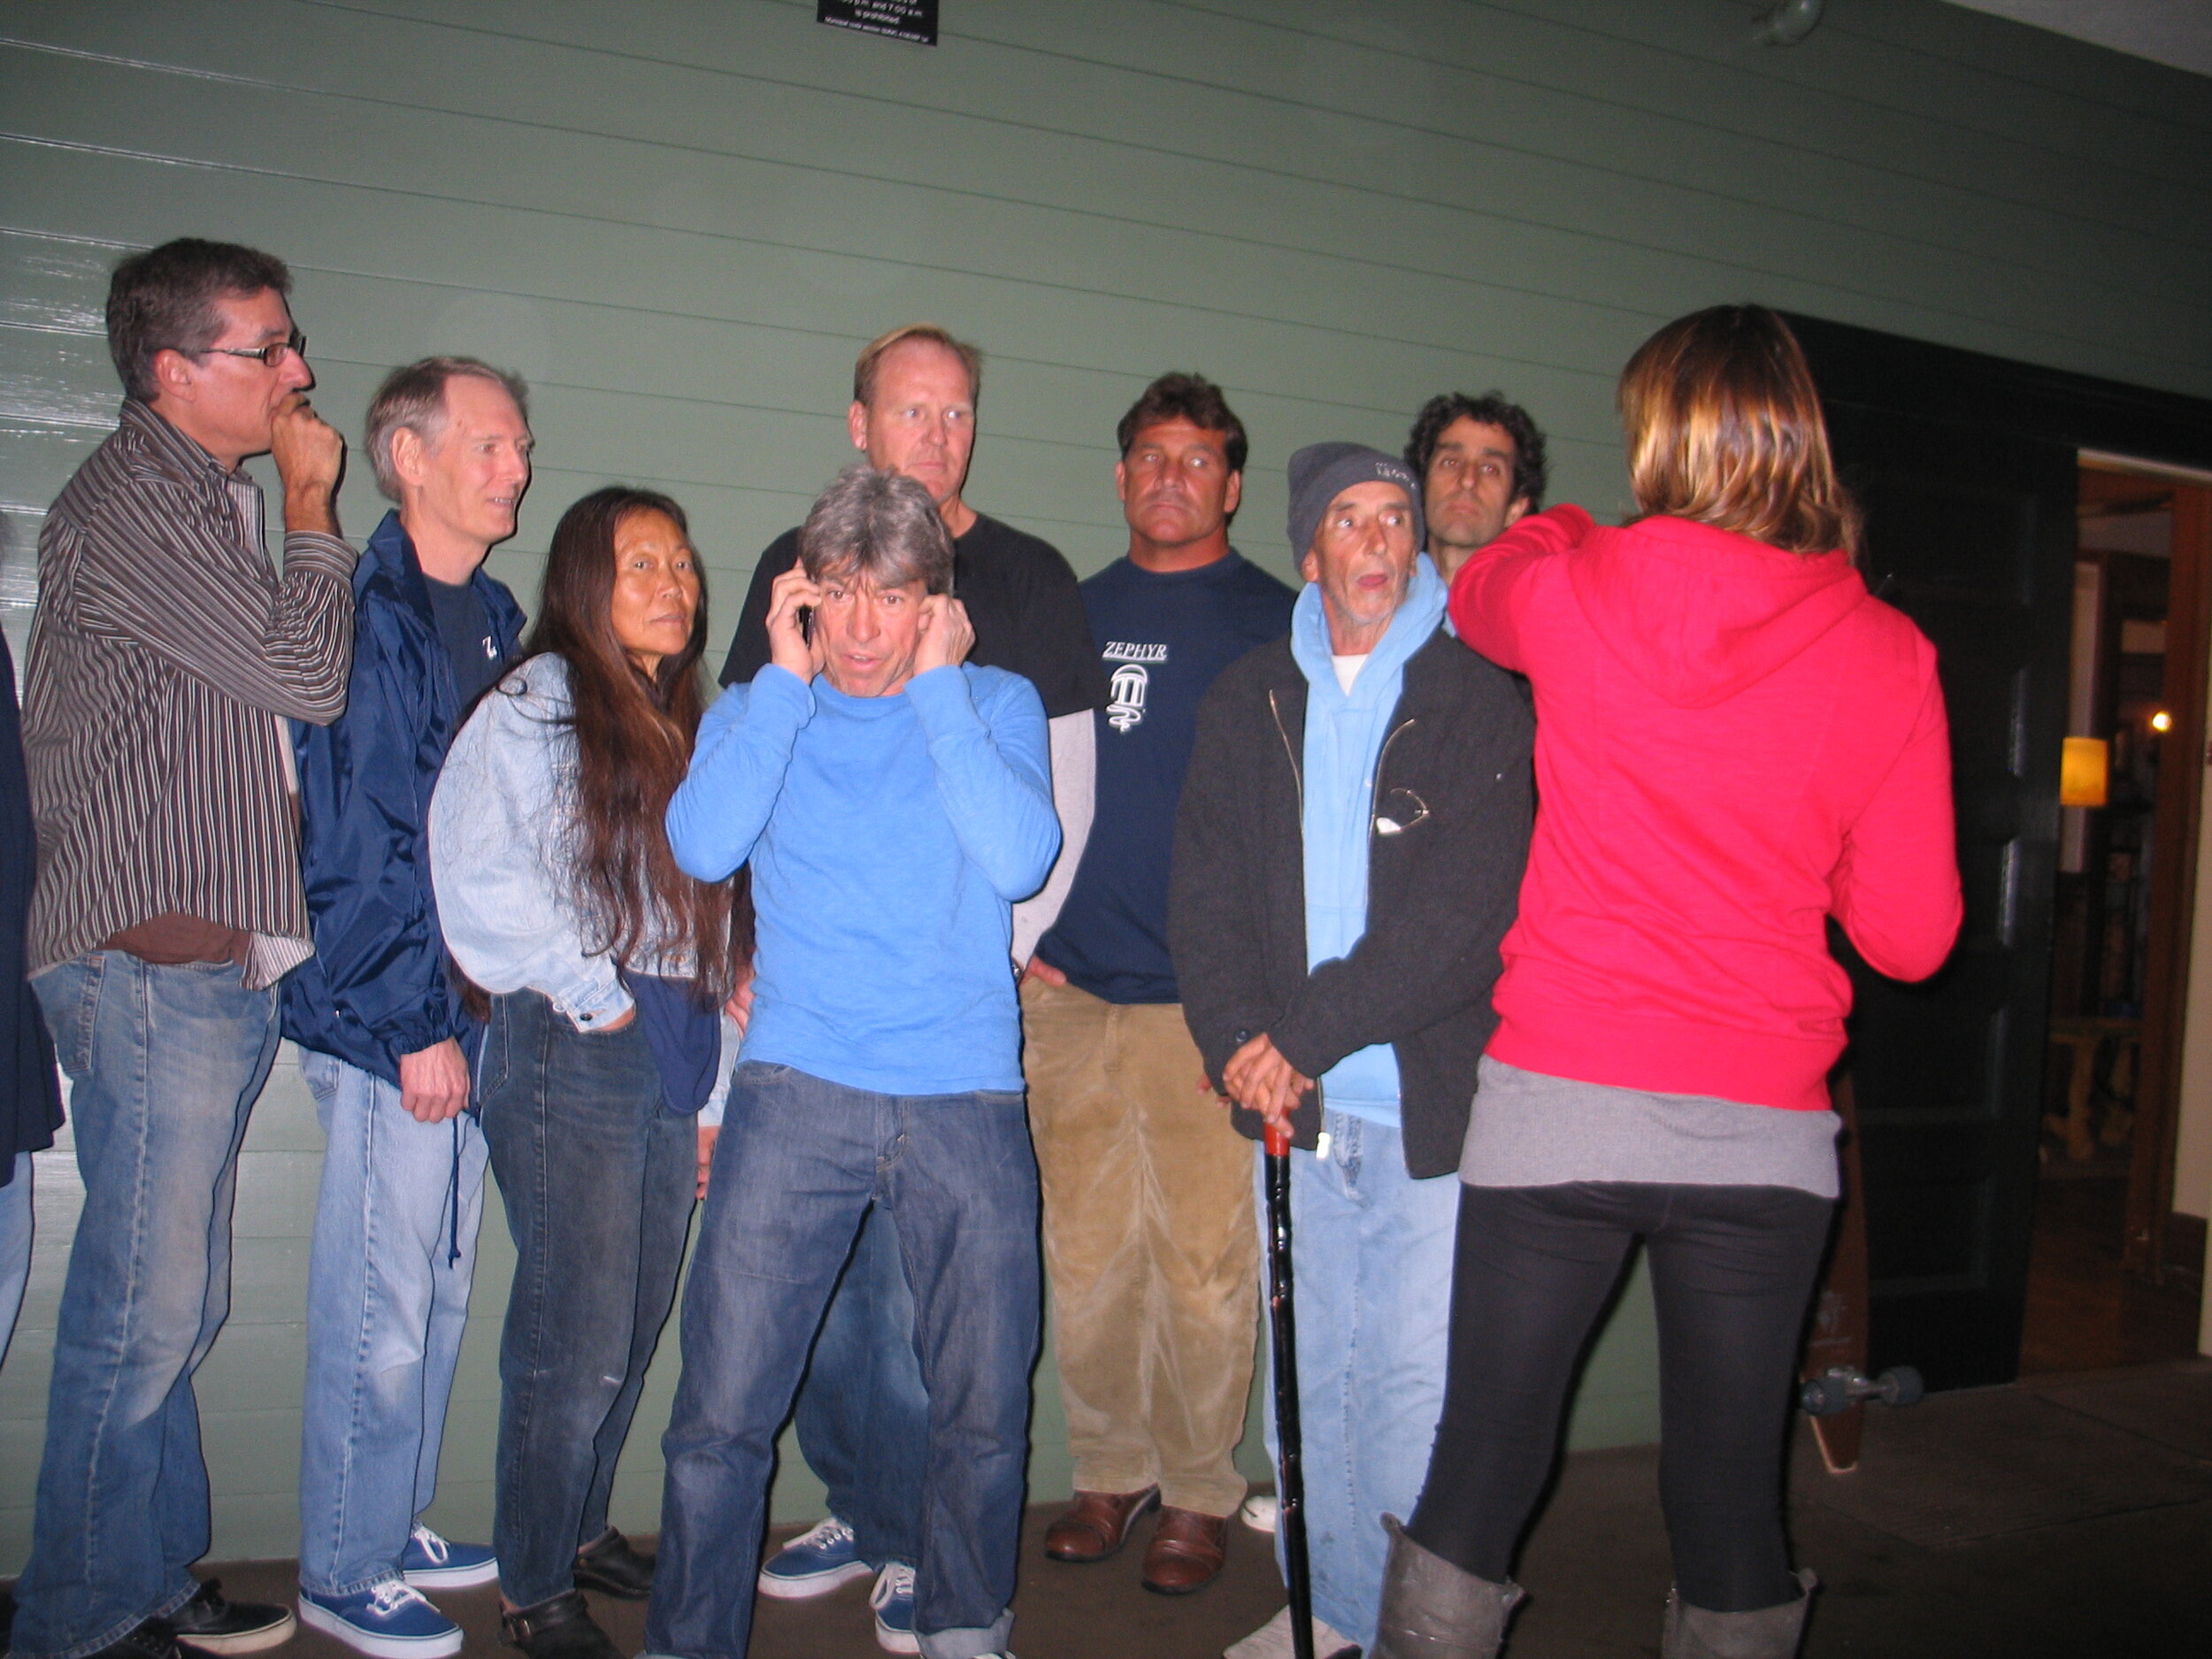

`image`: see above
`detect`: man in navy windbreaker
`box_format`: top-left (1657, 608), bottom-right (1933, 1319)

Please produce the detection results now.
top-left (281, 359), bottom-right (530, 1656)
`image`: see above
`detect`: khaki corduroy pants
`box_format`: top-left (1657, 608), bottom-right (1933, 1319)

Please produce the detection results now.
top-left (1023, 975), bottom-right (1259, 1517)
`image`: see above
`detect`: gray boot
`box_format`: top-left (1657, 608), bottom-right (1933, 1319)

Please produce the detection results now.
top-left (1367, 1515), bottom-right (1525, 1659)
top-left (1662, 1570), bottom-right (1817, 1659)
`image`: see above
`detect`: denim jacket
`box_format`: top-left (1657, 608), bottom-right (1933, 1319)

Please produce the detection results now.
top-left (429, 652), bottom-right (693, 1035)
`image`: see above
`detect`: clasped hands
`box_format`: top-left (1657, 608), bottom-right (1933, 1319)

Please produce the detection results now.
top-left (1219, 1031), bottom-right (1311, 1128)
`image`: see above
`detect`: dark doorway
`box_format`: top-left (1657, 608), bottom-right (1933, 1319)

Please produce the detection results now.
top-left (1786, 316), bottom-right (2212, 1391)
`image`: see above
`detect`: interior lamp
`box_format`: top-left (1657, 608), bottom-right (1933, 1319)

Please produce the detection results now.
top-left (2061, 737), bottom-right (2108, 809)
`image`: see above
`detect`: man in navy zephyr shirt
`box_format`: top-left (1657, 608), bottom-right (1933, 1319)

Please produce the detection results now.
top-left (1025, 373), bottom-right (1294, 1595)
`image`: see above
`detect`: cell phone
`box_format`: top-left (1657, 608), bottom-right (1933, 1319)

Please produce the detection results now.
top-left (797, 604), bottom-right (814, 643)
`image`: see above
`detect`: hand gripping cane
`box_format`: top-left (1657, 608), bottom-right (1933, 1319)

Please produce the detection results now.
top-left (1263, 1113), bottom-right (1317, 1659)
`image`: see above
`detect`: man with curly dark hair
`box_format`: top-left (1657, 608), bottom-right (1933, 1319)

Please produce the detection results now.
top-left (1403, 394), bottom-right (1549, 580)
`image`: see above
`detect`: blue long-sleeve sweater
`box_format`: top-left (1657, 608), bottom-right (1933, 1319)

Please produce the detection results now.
top-left (667, 662), bottom-right (1059, 1095)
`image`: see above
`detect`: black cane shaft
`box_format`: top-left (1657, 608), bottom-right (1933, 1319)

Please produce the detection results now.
top-left (1265, 1146), bottom-right (1316, 1659)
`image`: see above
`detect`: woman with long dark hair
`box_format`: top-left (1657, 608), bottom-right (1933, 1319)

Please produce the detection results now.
top-left (430, 487), bottom-right (741, 1659)
top-left (1369, 307), bottom-right (1963, 1659)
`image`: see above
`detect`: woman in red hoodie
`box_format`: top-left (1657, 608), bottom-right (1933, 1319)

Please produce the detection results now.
top-left (1368, 306), bottom-right (1962, 1659)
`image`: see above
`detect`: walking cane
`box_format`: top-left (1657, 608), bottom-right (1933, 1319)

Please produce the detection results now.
top-left (1263, 1112), bottom-right (1317, 1659)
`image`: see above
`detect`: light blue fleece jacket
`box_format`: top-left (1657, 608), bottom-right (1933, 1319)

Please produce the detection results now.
top-left (666, 661), bottom-right (1058, 1096)
top-left (1290, 556), bottom-right (1448, 1128)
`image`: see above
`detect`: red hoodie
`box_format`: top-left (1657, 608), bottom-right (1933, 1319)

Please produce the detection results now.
top-left (1450, 505), bottom-right (1962, 1113)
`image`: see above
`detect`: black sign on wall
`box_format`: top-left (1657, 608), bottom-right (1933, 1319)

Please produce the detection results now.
top-left (818, 0), bottom-right (937, 46)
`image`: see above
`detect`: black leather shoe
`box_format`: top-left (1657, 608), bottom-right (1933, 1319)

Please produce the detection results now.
top-left (500, 1591), bottom-right (620, 1659)
top-left (572, 1527), bottom-right (655, 1600)
top-left (165, 1582), bottom-right (296, 1655)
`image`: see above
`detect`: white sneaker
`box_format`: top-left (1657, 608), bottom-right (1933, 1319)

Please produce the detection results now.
top-left (1223, 1604), bottom-right (1358, 1659)
top-left (1240, 1494), bottom-right (1279, 1533)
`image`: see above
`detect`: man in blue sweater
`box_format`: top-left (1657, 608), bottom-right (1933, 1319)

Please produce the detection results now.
top-left (649, 465), bottom-right (1059, 1659)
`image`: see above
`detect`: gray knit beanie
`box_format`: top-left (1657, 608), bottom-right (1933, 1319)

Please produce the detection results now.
top-left (1286, 442), bottom-right (1425, 560)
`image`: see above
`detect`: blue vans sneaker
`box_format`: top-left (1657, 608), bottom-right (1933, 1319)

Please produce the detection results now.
top-left (400, 1523), bottom-right (499, 1589)
top-left (298, 1581), bottom-right (463, 1659)
top-left (757, 1515), bottom-right (872, 1600)
top-left (869, 1563), bottom-right (918, 1655)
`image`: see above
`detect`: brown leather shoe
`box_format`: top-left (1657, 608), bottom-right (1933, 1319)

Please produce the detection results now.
top-left (1043, 1486), bottom-right (1160, 1562)
top-left (1141, 1505), bottom-right (1230, 1594)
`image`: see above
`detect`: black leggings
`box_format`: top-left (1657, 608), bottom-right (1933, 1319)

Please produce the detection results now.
top-left (1407, 1181), bottom-right (1834, 1612)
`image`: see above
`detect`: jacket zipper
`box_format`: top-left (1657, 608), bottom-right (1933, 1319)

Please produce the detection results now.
top-left (1269, 687), bottom-right (1303, 817)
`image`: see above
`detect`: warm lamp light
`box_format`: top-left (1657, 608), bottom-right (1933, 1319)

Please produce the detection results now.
top-left (2061, 737), bottom-right (2109, 809)
top-left (2151, 710), bottom-right (2173, 733)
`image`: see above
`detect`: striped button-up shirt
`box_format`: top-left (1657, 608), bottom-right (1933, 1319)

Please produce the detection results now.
top-left (22, 400), bottom-right (356, 984)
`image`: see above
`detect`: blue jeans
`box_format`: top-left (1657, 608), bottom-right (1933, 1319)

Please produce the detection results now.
top-left (1259, 1111), bottom-right (1456, 1650)
top-left (647, 1063), bottom-right (1041, 1659)
top-left (12, 953), bottom-right (281, 1659)
top-left (793, 1200), bottom-right (928, 1567)
top-left (2, 1150), bottom-right (33, 1371)
top-left (296, 1051), bottom-right (488, 1595)
top-left (478, 990), bottom-right (695, 1608)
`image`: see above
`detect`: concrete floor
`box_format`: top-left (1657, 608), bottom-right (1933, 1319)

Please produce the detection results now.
top-left (18, 1359), bottom-right (2209, 1659)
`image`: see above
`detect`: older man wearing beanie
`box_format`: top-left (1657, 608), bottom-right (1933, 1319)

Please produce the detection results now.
top-left (1171, 443), bottom-right (1532, 1659)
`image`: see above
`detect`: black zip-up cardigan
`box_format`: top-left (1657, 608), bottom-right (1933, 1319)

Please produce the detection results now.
top-left (1168, 626), bottom-right (1534, 1179)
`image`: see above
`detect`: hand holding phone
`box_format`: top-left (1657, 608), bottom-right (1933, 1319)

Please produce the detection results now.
top-left (765, 566), bottom-right (825, 682)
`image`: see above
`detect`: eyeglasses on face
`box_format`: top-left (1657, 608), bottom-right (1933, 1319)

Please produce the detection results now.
top-left (189, 327), bottom-right (308, 369)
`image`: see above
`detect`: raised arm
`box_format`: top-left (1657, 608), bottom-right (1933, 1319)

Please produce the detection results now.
top-left (665, 672), bottom-right (812, 882)
top-left (906, 666), bottom-right (1061, 902)
top-left (429, 680), bottom-right (631, 1032)
top-left (716, 529), bottom-right (800, 687)
top-left (1448, 502), bottom-right (1593, 673)
top-left (76, 488), bottom-right (357, 724)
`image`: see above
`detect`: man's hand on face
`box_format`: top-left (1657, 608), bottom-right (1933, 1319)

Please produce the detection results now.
top-left (764, 565), bottom-right (826, 683)
top-left (1223, 1032), bottom-right (1311, 1127)
top-left (272, 392), bottom-right (344, 535)
top-left (912, 593), bottom-right (974, 678)
top-left (695, 1125), bottom-right (718, 1202)
top-left (398, 1037), bottom-right (472, 1125)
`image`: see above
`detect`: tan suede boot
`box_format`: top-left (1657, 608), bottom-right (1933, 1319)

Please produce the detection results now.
top-left (1367, 1515), bottom-right (1525, 1659)
top-left (1662, 1570), bottom-right (1817, 1659)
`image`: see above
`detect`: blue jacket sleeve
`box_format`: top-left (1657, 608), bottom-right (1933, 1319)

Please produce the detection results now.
top-left (292, 601), bottom-right (459, 1062)
top-left (665, 669), bottom-right (814, 881)
top-left (905, 665), bottom-right (1061, 902)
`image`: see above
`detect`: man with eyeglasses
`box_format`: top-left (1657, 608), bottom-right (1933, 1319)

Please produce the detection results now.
top-left (12, 238), bottom-right (353, 1659)
top-left (1169, 443), bottom-right (1532, 1659)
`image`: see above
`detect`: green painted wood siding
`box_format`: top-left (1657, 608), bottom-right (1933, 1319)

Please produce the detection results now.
top-left (1, 0), bottom-right (2205, 1563)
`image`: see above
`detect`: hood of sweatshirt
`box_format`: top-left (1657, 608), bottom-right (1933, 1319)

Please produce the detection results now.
top-left (1566, 516), bottom-right (1870, 710)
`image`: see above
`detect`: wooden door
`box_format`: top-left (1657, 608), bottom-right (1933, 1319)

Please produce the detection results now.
top-left (1822, 405), bottom-right (2078, 1390)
